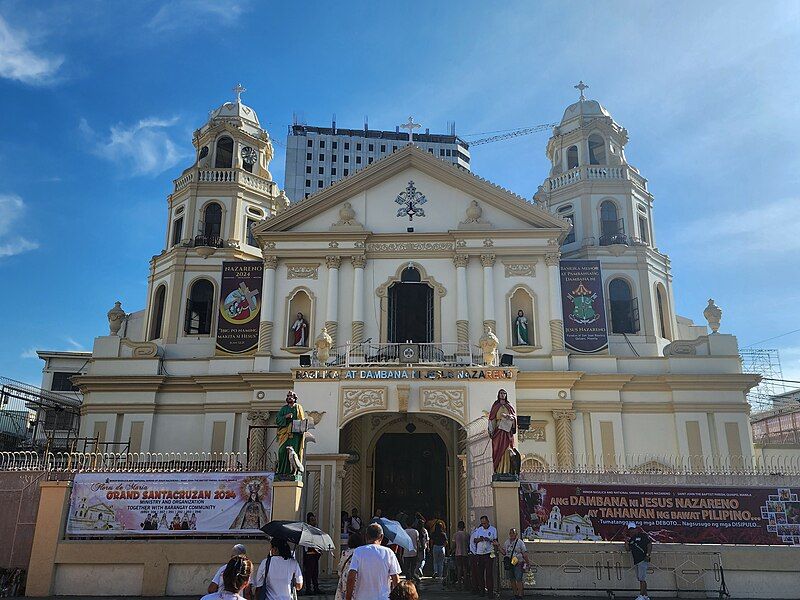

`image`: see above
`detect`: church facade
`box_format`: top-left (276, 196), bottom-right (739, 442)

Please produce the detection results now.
top-left (47, 89), bottom-right (758, 536)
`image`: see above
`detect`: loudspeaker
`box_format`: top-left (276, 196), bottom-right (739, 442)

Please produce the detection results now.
top-left (517, 415), bottom-right (532, 431)
top-left (299, 355), bottom-right (312, 367)
top-left (500, 353), bottom-right (514, 367)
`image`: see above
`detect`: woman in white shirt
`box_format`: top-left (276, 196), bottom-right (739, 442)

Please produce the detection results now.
top-left (254, 538), bottom-right (304, 600)
top-left (200, 556), bottom-right (252, 600)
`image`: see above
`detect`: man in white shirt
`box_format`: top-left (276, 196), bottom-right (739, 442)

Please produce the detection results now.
top-left (346, 523), bottom-right (402, 600)
top-left (471, 515), bottom-right (498, 597)
top-left (208, 543), bottom-right (247, 593)
top-left (348, 508), bottom-right (363, 536)
top-left (402, 521), bottom-right (420, 582)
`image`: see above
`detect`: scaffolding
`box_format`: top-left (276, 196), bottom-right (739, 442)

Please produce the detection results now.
top-left (740, 348), bottom-right (789, 412)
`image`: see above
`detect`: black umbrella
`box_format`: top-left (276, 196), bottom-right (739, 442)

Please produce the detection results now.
top-left (260, 520), bottom-right (335, 552)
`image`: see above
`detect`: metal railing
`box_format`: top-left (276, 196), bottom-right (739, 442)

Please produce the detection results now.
top-left (0, 451), bottom-right (247, 473)
top-left (520, 452), bottom-right (800, 476)
top-left (192, 234), bottom-right (225, 248)
top-left (312, 341), bottom-right (485, 368)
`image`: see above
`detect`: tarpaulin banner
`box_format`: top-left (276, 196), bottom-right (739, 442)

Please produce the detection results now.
top-left (559, 260), bottom-right (609, 353)
top-left (67, 472), bottom-right (273, 536)
top-left (520, 481), bottom-right (800, 545)
top-left (216, 260), bottom-right (264, 355)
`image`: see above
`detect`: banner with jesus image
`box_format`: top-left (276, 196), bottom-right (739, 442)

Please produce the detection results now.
top-left (216, 260), bottom-right (264, 355)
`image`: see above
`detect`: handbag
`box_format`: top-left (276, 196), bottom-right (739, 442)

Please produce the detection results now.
top-left (256, 556), bottom-right (272, 600)
top-left (503, 540), bottom-right (519, 571)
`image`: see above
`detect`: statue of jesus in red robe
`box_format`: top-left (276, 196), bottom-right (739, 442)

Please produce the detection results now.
top-left (488, 388), bottom-right (517, 474)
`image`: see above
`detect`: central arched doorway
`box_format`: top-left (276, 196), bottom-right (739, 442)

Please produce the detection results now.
top-left (374, 432), bottom-right (447, 521)
top-left (387, 266), bottom-right (433, 342)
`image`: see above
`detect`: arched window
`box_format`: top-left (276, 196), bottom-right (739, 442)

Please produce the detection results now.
top-left (214, 137), bottom-right (234, 168)
top-left (567, 145), bottom-right (579, 170)
top-left (203, 203), bottom-right (222, 238)
top-left (656, 284), bottom-right (671, 340)
top-left (609, 278), bottom-right (639, 334)
top-left (149, 285), bottom-right (166, 340)
top-left (400, 266), bottom-right (421, 283)
top-left (600, 200), bottom-right (623, 244)
top-left (588, 134), bottom-right (606, 165)
top-left (198, 146), bottom-right (209, 162)
top-left (185, 279), bottom-right (214, 335)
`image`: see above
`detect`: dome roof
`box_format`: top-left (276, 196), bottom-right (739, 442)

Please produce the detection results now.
top-left (560, 99), bottom-right (610, 125)
top-left (210, 101), bottom-right (260, 125)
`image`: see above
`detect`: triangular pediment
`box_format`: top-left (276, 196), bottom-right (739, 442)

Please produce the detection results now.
top-left (254, 145), bottom-right (569, 235)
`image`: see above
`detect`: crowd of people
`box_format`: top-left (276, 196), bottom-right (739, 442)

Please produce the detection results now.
top-left (201, 512), bottom-right (652, 600)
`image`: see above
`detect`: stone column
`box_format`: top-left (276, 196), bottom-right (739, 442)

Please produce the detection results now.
top-left (351, 255), bottom-right (366, 344)
top-left (553, 409), bottom-right (576, 467)
top-left (545, 252), bottom-right (566, 353)
top-left (257, 253), bottom-right (278, 355)
top-left (480, 253), bottom-right (496, 333)
top-left (454, 255), bottom-right (470, 346)
top-left (325, 255), bottom-right (341, 346)
top-left (246, 411), bottom-right (270, 470)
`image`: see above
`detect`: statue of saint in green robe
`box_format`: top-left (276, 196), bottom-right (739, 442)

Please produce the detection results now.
top-left (276, 392), bottom-right (305, 475)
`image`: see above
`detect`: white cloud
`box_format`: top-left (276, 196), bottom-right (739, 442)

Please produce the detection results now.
top-left (676, 198), bottom-right (800, 263)
top-left (20, 347), bottom-right (39, 359)
top-left (80, 116), bottom-right (189, 176)
top-left (65, 337), bottom-right (86, 351)
top-left (148, 0), bottom-right (248, 32)
top-left (0, 193), bottom-right (39, 258)
top-left (0, 14), bottom-right (63, 85)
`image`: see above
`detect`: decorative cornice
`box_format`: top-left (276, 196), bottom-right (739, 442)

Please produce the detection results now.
top-left (503, 262), bottom-right (536, 278)
top-left (368, 241), bottom-right (453, 253)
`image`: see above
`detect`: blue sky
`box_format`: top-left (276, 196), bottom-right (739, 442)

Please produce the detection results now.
top-left (1, 0), bottom-right (799, 387)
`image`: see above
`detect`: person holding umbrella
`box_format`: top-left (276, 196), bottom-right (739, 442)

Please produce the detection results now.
top-left (302, 512), bottom-right (322, 595)
top-left (253, 538), bottom-right (303, 600)
top-left (346, 523), bottom-right (402, 600)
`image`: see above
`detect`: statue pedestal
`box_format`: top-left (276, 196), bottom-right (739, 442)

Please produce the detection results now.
top-left (491, 480), bottom-right (521, 540)
top-left (272, 480), bottom-right (304, 521)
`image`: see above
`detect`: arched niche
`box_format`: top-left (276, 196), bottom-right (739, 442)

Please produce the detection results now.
top-left (506, 284), bottom-right (538, 352)
top-left (149, 284), bottom-right (167, 341)
top-left (376, 262), bottom-right (447, 343)
top-left (655, 282), bottom-right (672, 341)
top-left (284, 287), bottom-right (314, 350)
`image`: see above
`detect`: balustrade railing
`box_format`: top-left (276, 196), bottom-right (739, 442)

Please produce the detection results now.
top-left (173, 168), bottom-right (276, 195)
top-left (312, 341), bottom-right (484, 368)
top-left (548, 165), bottom-right (648, 192)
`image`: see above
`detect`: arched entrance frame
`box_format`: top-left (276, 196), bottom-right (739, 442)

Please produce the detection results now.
top-left (341, 412), bottom-right (465, 533)
top-left (376, 262), bottom-right (447, 343)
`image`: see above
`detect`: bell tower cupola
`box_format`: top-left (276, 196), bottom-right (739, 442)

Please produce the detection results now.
top-left (535, 82), bottom-right (677, 355)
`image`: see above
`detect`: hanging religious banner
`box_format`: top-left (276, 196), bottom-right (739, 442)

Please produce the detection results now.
top-left (520, 481), bottom-right (800, 546)
top-left (216, 261), bottom-right (264, 355)
top-left (66, 472), bottom-right (274, 536)
top-left (559, 260), bottom-right (609, 353)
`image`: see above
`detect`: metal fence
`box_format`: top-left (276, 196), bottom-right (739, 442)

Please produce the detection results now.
top-left (0, 376), bottom-right (81, 453)
top-left (521, 452), bottom-right (800, 476)
top-left (0, 451), bottom-right (248, 473)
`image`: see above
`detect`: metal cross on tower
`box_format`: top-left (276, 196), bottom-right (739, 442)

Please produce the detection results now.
top-left (233, 83), bottom-right (246, 103)
top-left (574, 80), bottom-right (589, 100)
top-left (399, 116), bottom-right (421, 143)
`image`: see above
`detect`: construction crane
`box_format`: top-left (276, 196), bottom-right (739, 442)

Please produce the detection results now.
top-left (464, 123), bottom-right (558, 146)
